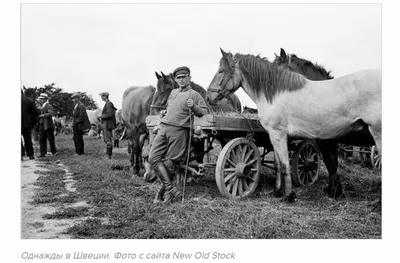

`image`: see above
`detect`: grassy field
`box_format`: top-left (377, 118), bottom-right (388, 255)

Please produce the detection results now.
top-left (29, 133), bottom-right (381, 239)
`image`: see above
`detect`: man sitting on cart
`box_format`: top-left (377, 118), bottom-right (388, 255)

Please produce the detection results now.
top-left (148, 66), bottom-right (209, 204)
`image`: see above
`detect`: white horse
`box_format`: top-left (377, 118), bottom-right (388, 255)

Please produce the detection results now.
top-left (206, 48), bottom-right (381, 201)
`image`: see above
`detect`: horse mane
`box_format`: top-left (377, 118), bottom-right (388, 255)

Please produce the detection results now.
top-left (189, 81), bottom-right (207, 98)
top-left (290, 54), bottom-right (334, 79)
top-left (234, 53), bottom-right (307, 103)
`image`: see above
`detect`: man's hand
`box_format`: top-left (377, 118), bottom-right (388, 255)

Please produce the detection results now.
top-left (160, 110), bottom-right (167, 117)
top-left (187, 99), bottom-right (194, 109)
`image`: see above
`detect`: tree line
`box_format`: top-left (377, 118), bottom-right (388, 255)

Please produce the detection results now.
top-left (22, 83), bottom-right (98, 119)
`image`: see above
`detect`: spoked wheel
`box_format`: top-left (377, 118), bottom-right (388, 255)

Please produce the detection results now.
top-left (370, 145), bottom-right (381, 170)
top-left (291, 139), bottom-right (321, 187)
top-left (360, 146), bottom-right (381, 170)
top-left (215, 138), bottom-right (261, 199)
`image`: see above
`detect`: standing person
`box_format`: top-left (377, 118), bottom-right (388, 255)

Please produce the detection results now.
top-left (21, 90), bottom-right (38, 160)
top-left (37, 93), bottom-right (57, 157)
top-left (148, 66), bottom-right (209, 204)
top-left (99, 92), bottom-right (116, 159)
top-left (71, 93), bottom-right (91, 155)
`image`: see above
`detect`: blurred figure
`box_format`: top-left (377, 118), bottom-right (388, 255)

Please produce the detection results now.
top-left (99, 92), bottom-right (116, 159)
top-left (71, 93), bottom-right (91, 155)
top-left (21, 90), bottom-right (38, 160)
top-left (37, 93), bottom-right (57, 157)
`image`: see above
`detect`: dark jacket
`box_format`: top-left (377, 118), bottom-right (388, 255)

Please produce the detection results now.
top-left (73, 102), bottom-right (91, 131)
top-left (101, 100), bottom-right (116, 130)
top-left (38, 101), bottom-right (55, 130)
top-left (21, 95), bottom-right (38, 130)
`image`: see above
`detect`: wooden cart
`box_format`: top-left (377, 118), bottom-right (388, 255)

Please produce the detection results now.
top-left (146, 114), bottom-right (322, 199)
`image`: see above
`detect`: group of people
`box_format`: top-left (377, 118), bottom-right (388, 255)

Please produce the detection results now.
top-left (21, 90), bottom-right (118, 160)
top-left (21, 91), bottom-right (57, 159)
top-left (21, 66), bottom-right (209, 205)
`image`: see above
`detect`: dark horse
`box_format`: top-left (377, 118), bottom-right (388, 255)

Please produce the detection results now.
top-left (207, 48), bottom-right (381, 201)
top-left (273, 48), bottom-right (334, 80)
top-left (121, 71), bottom-right (242, 177)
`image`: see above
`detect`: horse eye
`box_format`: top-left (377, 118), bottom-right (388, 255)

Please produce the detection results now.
top-left (218, 69), bottom-right (224, 73)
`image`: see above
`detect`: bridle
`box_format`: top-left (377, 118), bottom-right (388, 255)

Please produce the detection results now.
top-left (207, 60), bottom-right (237, 100)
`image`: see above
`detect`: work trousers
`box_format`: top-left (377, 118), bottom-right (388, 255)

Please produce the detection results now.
top-left (39, 126), bottom-right (56, 155)
top-left (102, 128), bottom-right (113, 147)
top-left (73, 124), bottom-right (84, 154)
top-left (148, 123), bottom-right (189, 169)
top-left (21, 128), bottom-right (34, 157)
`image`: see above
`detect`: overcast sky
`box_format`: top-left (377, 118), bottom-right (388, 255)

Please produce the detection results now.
top-left (21, 3), bottom-right (381, 109)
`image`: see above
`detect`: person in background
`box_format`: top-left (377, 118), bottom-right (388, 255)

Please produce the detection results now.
top-left (71, 93), bottom-right (91, 155)
top-left (37, 93), bottom-right (57, 157)
top-left (21, 89), bottom-right (38, 160)
top-left (99, 92), bottom-right (116, 159)
top-left (148, 66), bottom-right (209, 204)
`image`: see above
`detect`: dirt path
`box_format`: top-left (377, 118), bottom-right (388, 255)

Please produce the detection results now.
top-left (21, 159), bottom-right (88, 239)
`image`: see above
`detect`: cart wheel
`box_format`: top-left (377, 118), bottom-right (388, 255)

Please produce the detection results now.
top-left (359, 146), bottom-right (372, 167)
top-left (291, 139), bottom-right (321, 187)
top-left (215, 138), bottom-right (261, 199)
top-left (370, 145), bottom-right (381, 170)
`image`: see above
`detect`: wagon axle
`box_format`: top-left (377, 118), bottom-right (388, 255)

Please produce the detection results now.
top-left (234, 163), bottom-right (252, 178)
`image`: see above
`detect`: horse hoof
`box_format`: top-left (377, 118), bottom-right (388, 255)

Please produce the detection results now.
top-left (324, 185), bottom-right (345, 200)
top-left (283, 192), bottom-right (297, 203)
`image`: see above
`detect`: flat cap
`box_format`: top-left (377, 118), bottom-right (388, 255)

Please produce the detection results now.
top-left (71, 93), bottom-right (80, 99)
top-left (173, 66), bottom-right (190, 78)
top-left (99, 92), bottom-right (109, 96)
top-left (38, 93), bottom-right (48, 99)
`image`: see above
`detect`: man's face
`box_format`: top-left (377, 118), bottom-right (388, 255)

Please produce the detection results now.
top-left (101, 95), bottom-right (107, 101)
top-left (175, 75), bottom-right (191, 88)
top-left (72, 97), bottom-right (79, 104)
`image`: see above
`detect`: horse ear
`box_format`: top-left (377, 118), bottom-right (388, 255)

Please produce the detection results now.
top-left (161, 71), bottom-right (167, 78)
top-left (280, 48), bottom-right (287, 59)
top-left (155, 71), bottom-right (162, 80)
top-left (220, 48), bottom-right (228, 58)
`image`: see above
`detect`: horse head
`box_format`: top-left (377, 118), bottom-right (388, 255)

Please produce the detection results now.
top-left (274, 48), bottom-right (333, 81)
top-left (151, 71), bottom-right (175, 115)
top-left (206, 48), bottom-right (241, 106)
top-left (23, 87), bottom-right (38, 102)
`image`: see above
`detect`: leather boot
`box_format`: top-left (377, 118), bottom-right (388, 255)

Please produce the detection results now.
top-left (153, 185), bottom-right (165, 204)
top-left (154, 163), bottom-right (181, 204)
top-left (107, 145), bottom-right (112, 159)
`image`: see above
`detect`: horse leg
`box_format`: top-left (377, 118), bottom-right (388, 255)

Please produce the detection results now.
top-left (269, 130), bottom-right (295, 202)
top-left (131, 134), bottom-right (141, 176)
top-left (273, 150), bottom-right (283, 197)
top-left (317, 140), bottom-right (344, 199)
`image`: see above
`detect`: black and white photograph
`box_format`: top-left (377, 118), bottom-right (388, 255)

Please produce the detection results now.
top-left (5, 0), bottom-right (399, 262)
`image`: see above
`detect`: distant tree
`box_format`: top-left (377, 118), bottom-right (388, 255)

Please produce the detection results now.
top-left (22, 84), bottom-right (98, 119)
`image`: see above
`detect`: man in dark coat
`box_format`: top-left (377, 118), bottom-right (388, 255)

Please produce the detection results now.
top-left (71, 93), bottom-right (90, 155)
top-left (37, 93), bottom-right (57, 157)
top-left (99, 92), bottom-right (116, 159)
top-left (21, 91), bottom-right (38, 160)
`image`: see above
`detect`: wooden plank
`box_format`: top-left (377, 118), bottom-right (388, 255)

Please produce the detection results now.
top-left (146, 114), bottom-right (265, 133)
